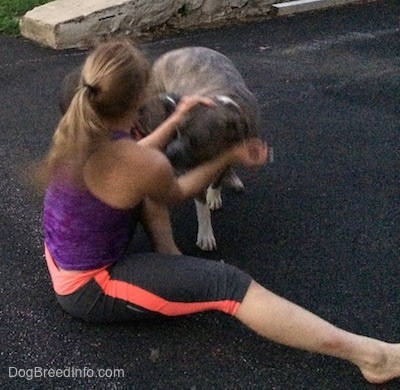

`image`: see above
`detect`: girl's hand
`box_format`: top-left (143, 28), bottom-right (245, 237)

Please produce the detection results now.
top-left (140, 96), bottom-right (215, 150)
top-left (230, 138), bottom-right (269, 167)
top-left (173, 95), bottom-right (216, 119)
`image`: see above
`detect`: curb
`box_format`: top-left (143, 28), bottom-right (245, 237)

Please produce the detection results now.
top-left (19, 0), bottom-right (373, 50)
top-left (272, 0), bottom-right (367, 16)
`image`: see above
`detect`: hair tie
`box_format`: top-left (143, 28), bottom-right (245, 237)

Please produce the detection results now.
top-left (83, 83), bottom-right (98, 94)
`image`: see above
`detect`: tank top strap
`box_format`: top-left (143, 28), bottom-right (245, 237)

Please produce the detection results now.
top-left (110, 130), bottom-right (134, 140)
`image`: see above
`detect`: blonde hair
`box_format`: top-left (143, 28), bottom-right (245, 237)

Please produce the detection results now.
top-left (40, 38), bottom-right (150, 186)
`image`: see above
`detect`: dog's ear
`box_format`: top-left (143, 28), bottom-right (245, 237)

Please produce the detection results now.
top-left (159, 93), bottom-right (181, 116)
top-left (215, 95), bottom-right (242, 114)
top-left (214, 96), bottom-right (253, 139)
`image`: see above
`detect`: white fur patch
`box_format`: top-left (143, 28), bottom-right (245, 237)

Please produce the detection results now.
top-left (195, 199), bottom-right (217, 251)
top-left (206, 186), bottom-right (222, 210)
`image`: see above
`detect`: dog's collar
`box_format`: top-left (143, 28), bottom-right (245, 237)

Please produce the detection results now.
top-left (215, 95), bottom-right (241, 111)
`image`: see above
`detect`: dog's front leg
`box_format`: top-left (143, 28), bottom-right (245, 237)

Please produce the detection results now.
top-left (206, 171), bottom-right (225, 211)
top-left (195, 196), bottom-right (217, 251)
top-left (206, 167), bottom-right (243, 211)
top-left (206, 184), bottom-right (222, 211)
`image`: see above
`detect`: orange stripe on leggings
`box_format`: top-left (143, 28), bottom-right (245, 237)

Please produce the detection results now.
top-left (94, 269), bottom-right (240, 316)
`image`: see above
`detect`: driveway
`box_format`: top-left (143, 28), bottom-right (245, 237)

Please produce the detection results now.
top-left (0, 1), bottom-right (399, 389)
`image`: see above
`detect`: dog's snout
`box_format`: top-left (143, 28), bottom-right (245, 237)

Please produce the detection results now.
top-left (165, 140), bottom-right (184, 165)
top-left (166, 140), bottom-right (196, 168)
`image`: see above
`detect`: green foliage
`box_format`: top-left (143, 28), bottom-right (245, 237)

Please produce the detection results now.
top-left (0, 0), bottom-right (50, 35)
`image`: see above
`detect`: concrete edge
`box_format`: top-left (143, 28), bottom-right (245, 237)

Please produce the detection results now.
top-left (271, 0), bottom-right (369, 16)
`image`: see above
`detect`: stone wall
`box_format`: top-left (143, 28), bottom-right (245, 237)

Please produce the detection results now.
top-left (20, 0), bottom-right (278, 49)
top-left (20, 0), bottom-right (366, 49)
top-left (162, 0), bottom-right (276, 30)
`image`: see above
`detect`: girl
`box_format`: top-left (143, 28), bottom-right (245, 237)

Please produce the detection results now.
top-left (40, 38), bottom-right (400, 385)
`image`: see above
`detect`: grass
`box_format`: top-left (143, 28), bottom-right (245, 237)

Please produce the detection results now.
top-left (0, 0), bottom-right (51, 35)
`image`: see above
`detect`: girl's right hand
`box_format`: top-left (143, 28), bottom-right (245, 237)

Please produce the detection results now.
top-left (173, 95), bottom-right (216, 119)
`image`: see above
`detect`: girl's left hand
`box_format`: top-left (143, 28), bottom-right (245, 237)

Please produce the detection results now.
top-left (230, 138), bottom-right (269, 168)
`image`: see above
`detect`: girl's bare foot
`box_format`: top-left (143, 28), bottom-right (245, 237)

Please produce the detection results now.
top-left (357, 342), bottom-right (400, 384)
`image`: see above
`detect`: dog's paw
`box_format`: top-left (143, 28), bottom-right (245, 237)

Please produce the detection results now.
top-left (195, 198), bottom-right (217, 250)
top-left (196, 232), bottom-right (217, 251)
top-left (207, 187), bottom-right (222, 210)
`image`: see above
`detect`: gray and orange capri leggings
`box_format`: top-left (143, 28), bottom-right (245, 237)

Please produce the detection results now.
top-left (45, 245), bottom-right (252, 323)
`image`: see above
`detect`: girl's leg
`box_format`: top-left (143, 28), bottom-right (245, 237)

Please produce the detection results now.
top-left (235, 280), bottom-right (400, 384)
top-left (140, 197), bottom-right (181, 254)
top-left (53, 252), bottom-right (251, 322)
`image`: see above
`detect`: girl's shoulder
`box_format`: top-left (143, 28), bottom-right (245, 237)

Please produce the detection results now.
top-left (114, 140), bottom-right (170, 171)
top-left (83, 140), bottom-right (173, 208)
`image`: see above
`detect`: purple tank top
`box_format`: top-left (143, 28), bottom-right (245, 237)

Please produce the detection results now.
top-left (43, 130), bottom-right (140, 271)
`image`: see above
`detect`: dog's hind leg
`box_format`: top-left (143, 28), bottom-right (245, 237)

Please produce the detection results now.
top-left (195, 197), bottom-right (217, 251)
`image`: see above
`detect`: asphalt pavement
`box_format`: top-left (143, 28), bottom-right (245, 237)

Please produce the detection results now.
top-left (1, 1), bottom-right (399, 389)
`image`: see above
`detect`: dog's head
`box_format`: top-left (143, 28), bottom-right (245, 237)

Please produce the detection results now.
top-left (162, 94), bottom-right (258, 169)
top-left (59, 69), bottom-right (259, 169)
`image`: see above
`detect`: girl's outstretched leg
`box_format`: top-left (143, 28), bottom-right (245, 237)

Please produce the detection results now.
top-left (234, 281), bottom-right (400, 384)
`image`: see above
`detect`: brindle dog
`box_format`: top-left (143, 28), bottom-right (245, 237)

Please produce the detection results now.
top-left (59, 47), bottom-right (262, 251)
top-left (140, 47), bottom-right (261, 250)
